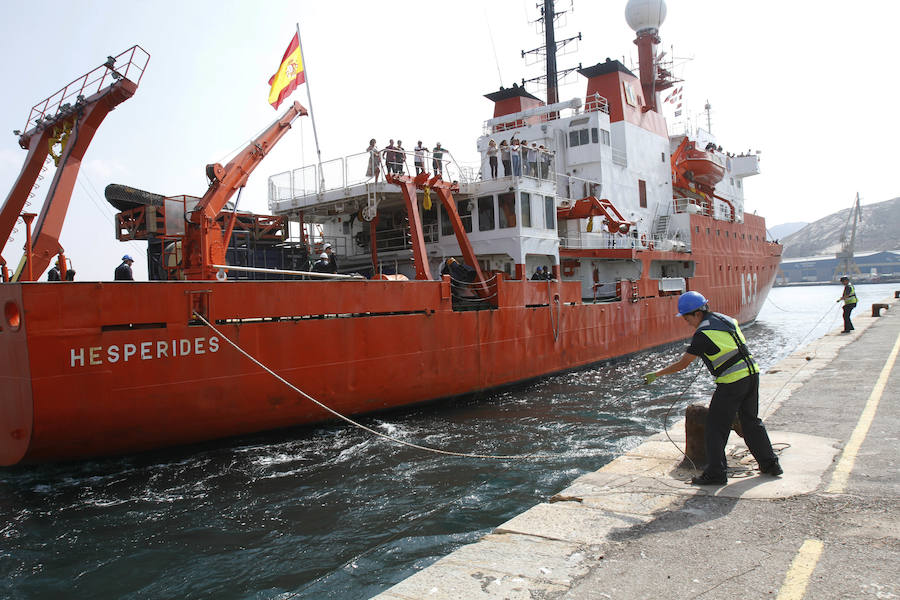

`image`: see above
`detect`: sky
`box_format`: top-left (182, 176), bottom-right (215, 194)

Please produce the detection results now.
top-left (1, 0), bottom-right (897, 281)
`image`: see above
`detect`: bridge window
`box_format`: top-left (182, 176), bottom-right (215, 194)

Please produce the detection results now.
top-left (601, 129), bottom-right (610, 145)
top-left (569, 128), bottom-right (592, 147)
top-left (521, 192), bottom-right (532, 228)
top-left (498, 192), bottom-right (516, 228)
top-left (478, 196), bottom-right (495, 231)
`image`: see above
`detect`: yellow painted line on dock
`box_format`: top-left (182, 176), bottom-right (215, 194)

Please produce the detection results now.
top-left (776, 539), bottom-right (824, 600)
top-left (826, 330), bottom-right (900, 494)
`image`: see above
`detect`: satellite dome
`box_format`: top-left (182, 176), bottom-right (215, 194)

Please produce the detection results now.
top-left (625, 0), bottom-right (667, 34)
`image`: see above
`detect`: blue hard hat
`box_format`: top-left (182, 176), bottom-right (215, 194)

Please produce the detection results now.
top-left (122, 254), bottom-right (133, 261)
top-left (676, 291), bottom-right (708, 316)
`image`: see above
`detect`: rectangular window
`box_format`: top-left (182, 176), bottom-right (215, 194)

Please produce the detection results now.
top-left (544, 196), bottom-right (555, 230)
top-left (457, 199), bottom-right (472, 233)
top-left (569, 131), bottom-right (579, 147)
top-left (591, 128), bottom-right (598, 143)
top-left (579, 129), bottom-right (589, 145)
top-left (478, 196), bottom-right (495, 231)
top-left (661, 152), bottom-right (666, 162)
top-left (638, 179), bottom-right (647, 208)
top-left (440, 204), bottom-right (452, 236)
top-left (601, 129), bottom-right (610, 145)
top-left (520, 192), bottom-right (532, 227)
top-left (498, 192), bottom-right (516, 229)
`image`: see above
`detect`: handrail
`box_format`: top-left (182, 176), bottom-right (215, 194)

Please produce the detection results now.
top-left (211, 264), bottom-right (363, 280)
top-left (268, 148), bottom-right (474, 210)
top-left (22, 45), bottom-right (150, 135)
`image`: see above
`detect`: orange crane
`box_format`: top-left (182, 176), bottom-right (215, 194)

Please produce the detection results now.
top-left (0, 46), bottom-right (150, 282)
top-left (181, 101), bottom-right (308, 280)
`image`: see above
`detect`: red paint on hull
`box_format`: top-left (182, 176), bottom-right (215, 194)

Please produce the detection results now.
top-left (0, 214), bottom-right (781, 464)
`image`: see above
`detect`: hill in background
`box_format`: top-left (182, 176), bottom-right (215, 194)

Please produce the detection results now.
top-left (780, 197), bottom-right (900, 259)
top-left (768, 222), bottom-right (807, 240)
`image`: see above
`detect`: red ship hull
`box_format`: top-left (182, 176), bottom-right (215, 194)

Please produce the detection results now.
top-left (0, 214), bottom-right (780, 465)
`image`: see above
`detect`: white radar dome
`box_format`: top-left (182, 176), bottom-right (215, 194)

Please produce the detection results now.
top-left (625, 0), bottom-right (667, 34)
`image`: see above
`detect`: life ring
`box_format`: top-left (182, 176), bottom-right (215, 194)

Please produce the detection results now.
top-left (648, 241), bottom-right (655, 251)
top-left (640, 234), bottom-right (648, 248)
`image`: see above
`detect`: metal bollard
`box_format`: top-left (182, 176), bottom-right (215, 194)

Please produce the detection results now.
top-left (872, 303), bottom-right (889, 317)
top-left (685, 404), bottom-right (707, 464)
top-left (684, 404), bottom-right (744, 465)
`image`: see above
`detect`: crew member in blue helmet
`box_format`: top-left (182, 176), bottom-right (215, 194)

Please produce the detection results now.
top-left (115, 255), bottom-right (135, 280)
top-left (836, 275), bottom-right (857, 333)
top-left (642, 291), bottom-right (782, 485)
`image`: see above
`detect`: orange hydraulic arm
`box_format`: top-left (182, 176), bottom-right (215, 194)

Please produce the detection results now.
top-left (0, 46), bottom-right (149, 281)
top-left (556, 196), bottom-right (633, 234)
top-left (387, 171), bottom-right (492, 301)
top-left (182, 101), bottom-right (307, 280)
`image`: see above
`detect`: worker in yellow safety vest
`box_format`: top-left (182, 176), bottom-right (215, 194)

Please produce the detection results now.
top-left (837, 275), bottom-right (857, 333)
top-left (642, 291), bottom-right (782, 485)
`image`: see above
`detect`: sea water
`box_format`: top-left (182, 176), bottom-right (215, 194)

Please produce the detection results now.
top-left (0, 283), bottom-right (894, 599)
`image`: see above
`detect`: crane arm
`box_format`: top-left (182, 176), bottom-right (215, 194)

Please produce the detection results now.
top-left (192, 101), bottom-right (307, 223)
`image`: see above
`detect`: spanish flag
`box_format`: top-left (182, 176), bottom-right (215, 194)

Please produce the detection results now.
top-left (268, 33), bottom-right (305, 109)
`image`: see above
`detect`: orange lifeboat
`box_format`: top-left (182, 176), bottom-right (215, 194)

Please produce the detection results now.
top-left (672, 139), bottom-right (726, 189)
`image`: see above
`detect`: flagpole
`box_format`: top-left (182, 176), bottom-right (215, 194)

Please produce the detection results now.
top-left (296, 22), bottom-right (324, 193)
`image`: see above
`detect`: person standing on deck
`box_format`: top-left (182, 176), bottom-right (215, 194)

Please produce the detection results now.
top-left (500, 140), bottom-right (511, 176)
top-left (432, 143), bottom-right (447, 176)
top-left (486, 139), bottom-right (498, 178)
top-left (115, 255), bottom-right (135, 280)
top-left (526, 143), bottom-right (538, 178)
top-left (510, 139), bottom-right (521, 176)
top-left (322, 242), bottom-right (338, 274)
top-left (414, 141), bottom-right (426, 175)
top-left (366, 139), bottom-right (380, 182)
top-left (642, 291), bottom-right (782, 485)
top-left (395, 140), bottom-right (405, 174)
top-left (837, 275), bottom-right (857, 333)
top-left (383, 140), bottom-right (398, 175)
top-left (47, 263), bottom-right (61, 281)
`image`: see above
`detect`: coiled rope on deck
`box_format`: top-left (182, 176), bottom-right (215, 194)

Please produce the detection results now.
top-left (193, 312), bottom-right (542, 460)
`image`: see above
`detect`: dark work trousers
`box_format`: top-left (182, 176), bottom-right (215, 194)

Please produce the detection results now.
top-left (842, 303), bottom-right (856, 332)
top-left (704, 373), bottom-right (777, 477)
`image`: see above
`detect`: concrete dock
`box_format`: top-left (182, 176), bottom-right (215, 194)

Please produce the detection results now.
top-left (374, 296), bottom-right (900, 599)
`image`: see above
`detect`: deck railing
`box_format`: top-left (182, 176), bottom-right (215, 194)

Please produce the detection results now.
top-left (268, 149), bottom-right (473, 210)
top-left (21, 45), bottom-right (150, 135)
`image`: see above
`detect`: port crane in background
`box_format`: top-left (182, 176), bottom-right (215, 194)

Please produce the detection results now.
top-left (832, 192), bottom-right (863, 281)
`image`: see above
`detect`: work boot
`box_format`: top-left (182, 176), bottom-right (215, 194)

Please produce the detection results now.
top-left (691, 472), bottom-right (727, 486)
top-left (760, 460), bottom-right (783, 476)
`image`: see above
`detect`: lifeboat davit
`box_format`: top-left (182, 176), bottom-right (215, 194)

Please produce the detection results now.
top-left (676, 142), bottom-right (726, 187)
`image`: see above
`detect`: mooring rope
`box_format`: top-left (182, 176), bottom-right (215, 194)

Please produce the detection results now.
top-left (761, 302), bottom-right (841, 416)
top-left (193, 312), bottom-right (541, 460)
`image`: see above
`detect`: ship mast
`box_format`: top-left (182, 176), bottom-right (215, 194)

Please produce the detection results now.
top-left (521, 0), bottom-right (581, 106)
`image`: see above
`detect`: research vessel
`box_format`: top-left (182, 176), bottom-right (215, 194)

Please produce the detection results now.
top-left (0, 1), bottom-right (781, 465)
